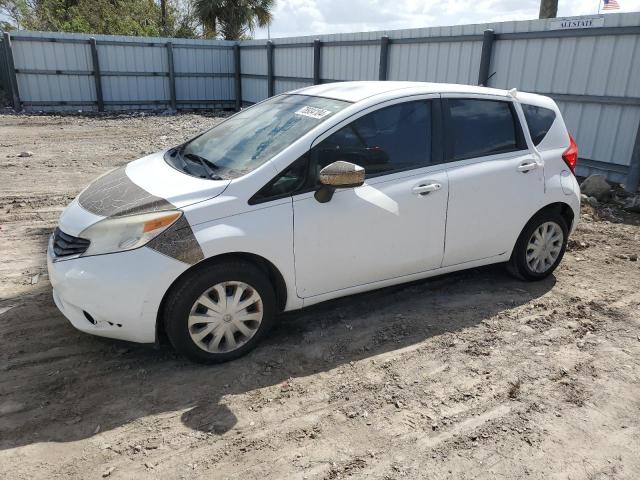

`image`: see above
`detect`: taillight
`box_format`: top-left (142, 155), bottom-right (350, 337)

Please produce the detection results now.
top-left (562, 134), bottom-right (578, 174)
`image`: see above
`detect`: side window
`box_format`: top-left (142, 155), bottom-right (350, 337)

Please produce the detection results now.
top-left (446, 99), bottom-right (524, 161)
top-left (250, 157), bottom-right (309, 204)
top-left (521, 104), bottom-right (556, 145)
top-left (314, 100), bottom-right (434, 177)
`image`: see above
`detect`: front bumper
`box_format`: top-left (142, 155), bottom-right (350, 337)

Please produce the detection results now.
top-left (47, 238), bottom-right (189, 343)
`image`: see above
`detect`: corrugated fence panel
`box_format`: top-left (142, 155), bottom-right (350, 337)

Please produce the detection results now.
top-left (7, 31), bottom-right (237, 111)
top-left (388, 25), bottom-right (483, 84)
top-left (388, 40), bottom-right (483, 84)
top-left (242, 77), bottom-right (267, 104)
top-left (274, 45), bottom-right (313, 78)
top-left (173, 45), bottom-right (234, 108)
top-left (11, 35), bottom-right (95, 111)
top-left (240, 45), bottom-right (267, 75)
top-left (99, 43), bottom-right (169, 110)
top-left (240, 46), bottom-right (267, 103)
top-left (315, 30), bottom-right (380, 82)
top-left (273, 44), bottom-right (314, 94)
top-left (322, 44), bottom-right (379, 81)
top-left (492, 34), bottom-right (640, 97)
top-left (559, 101), bottom-right (640, 173)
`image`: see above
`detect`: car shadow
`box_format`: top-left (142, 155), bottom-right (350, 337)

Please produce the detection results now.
top-left (0, 265), bottom-right (555, 450)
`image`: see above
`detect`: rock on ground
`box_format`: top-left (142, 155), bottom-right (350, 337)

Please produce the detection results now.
top-left (580, 174), bottom-right (612, 201)
top-left (624, 194), bottom-right (640, 213)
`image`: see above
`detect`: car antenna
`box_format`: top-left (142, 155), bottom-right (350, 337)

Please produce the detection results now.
top-left (478, 71), bottom-right (496, 87)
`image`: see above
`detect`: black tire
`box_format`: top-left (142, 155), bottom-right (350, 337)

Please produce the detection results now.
top-left (163, 260), bottom-right (276, 364)
top-left (507, 209), bottom-right (568, 281)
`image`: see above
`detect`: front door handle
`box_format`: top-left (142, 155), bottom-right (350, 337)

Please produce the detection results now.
top-left (412, 183), bottom-right (442, 195)
top-left (517, 162), bottom-right (538, 173)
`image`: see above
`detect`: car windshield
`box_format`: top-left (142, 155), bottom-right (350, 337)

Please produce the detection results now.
top-left (165, 94), bottom-right (350, 180)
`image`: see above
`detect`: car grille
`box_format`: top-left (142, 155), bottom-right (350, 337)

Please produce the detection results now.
top-left (52, 228), bottom-right (90, 257)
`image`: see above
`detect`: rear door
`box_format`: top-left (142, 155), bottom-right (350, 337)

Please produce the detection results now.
top-left (292, 97), bottom-right (449, 298)
top-left (441, 96), bottom-right (545, 267)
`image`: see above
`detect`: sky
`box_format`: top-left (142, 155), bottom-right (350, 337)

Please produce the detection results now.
top-left (254, 0), bottom-right (640, 39)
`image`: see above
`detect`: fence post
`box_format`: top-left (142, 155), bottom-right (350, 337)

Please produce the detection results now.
top-left (478, 29), bottom-right (495, 86)
top-left (267, 41), bottom-right (274, 97)
top-left (378, 35), bottom-right (390, 81)
top-left (89, 38), bottom-right (104, 112)
top-left (234, 44), bottom-right (242, 111)
top-left (2, 32), bottom-right (21, 112)
top-left (0, 40), bottom-right (6, 88)
top-left (626, 126), bottom-right (640, 192)
top-left (166, 42), bottom-right (177, 111)
top-left (313, 39), bottom-right (321, 85)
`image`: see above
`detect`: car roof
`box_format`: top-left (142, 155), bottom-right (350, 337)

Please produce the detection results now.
top-left (291, 81), bottom-right (514, 103)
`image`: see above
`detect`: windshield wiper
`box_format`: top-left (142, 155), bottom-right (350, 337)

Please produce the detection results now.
top-left (182, 152), bottom-right (224, 180)
top-left (169, 146), bottom-right (189, 171)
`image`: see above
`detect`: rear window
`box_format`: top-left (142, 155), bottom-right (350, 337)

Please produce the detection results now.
top-left (521, 104), bottom-right (556, 145)
top-left (447, 99), bottom-right (522, 161)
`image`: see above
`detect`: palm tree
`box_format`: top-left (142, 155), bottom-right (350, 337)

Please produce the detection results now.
top-left (193, 0), bottom-right (274, 40)
top-left (193, 0), bottom-right (220, 37)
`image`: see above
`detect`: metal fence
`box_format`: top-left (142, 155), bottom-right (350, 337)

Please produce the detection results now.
top-left (1, 31), bottom-right (239, 111)
top-left (1, 12), bottom-right (640, 190)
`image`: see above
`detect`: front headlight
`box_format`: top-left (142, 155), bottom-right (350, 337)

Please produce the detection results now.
top-left (80, 210), bottom-right (182, 257)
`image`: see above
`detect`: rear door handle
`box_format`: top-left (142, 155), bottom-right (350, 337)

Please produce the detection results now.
top-left (517, 162), bottom-right (538, 173)
top-left (412, 182), bottom-right (441, 195)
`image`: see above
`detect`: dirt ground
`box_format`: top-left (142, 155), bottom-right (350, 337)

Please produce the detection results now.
top-left (1, 113), bottom-right (639, 480)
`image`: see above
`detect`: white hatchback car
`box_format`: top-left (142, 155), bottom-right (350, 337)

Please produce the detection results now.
top-left (48, 81), bottom-right (580, 363)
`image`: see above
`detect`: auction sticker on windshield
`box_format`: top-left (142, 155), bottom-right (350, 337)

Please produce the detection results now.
top-left (295, 106), bottom-right (333, 119)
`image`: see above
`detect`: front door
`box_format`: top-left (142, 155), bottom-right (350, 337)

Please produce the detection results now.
top-left (293, 98), bottom-right (449, 298)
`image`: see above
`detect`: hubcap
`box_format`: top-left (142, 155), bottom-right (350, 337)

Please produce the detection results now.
top-left (188, 281), bottom-right (263, 353)
top-left (526, 221), bottom-right (563, 274)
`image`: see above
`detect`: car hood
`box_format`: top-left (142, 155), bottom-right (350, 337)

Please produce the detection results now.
top-left (58, 152), bottom-right (231, 236)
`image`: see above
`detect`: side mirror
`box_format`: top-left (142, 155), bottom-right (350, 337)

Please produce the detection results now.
top-left (315, 161), bottom-right (365, 203)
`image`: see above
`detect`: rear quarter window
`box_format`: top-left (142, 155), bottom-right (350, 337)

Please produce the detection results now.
top-left (521, 104), bottom-right (556, 145)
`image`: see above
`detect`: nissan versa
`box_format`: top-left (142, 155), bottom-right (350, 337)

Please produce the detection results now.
top-left (48, 81), bottom-right (580, 363)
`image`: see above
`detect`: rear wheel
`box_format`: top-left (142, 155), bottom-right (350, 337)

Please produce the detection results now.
top-left (164, 261), bottom-right (276, 363)
top-left (507, 210), bottom-right (568, 281)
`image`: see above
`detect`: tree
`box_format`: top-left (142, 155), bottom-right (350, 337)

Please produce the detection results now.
top-left (193, 0), bottom-right (274, 40)
top-left (539, 0), bottom-right (558, 19)
top-left (171, 0), bottom-right (201, 38)
top-left (0, 0), bottom-right (200, 38)
top-left (160, 0), bottom-right (168, 35)
top-left (0, 0), bottom-right (30, 30)
top-left (24, 0), bottom-right (168, 36)
top-left (193, 0), bottom-right (219, 37)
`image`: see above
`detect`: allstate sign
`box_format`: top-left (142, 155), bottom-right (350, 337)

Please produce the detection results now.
top-left (549, 16), bottom-right (605, 30)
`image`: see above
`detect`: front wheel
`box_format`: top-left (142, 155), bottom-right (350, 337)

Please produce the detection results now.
top-left (164, 261), bottom-right (276, 363)
top-left (507, 211), bottom-right (568, 281)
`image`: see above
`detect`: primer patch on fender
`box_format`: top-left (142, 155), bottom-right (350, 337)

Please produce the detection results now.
top-left (78, 167), bottom-right (204, 264)
top-left (146, 216), bottom-right (204, 265)
top-left (78, 167), bottom-right (174, 217)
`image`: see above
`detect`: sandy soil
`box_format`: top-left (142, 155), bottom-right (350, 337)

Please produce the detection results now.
top-left (1, 113), bottom-right (639, 480)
